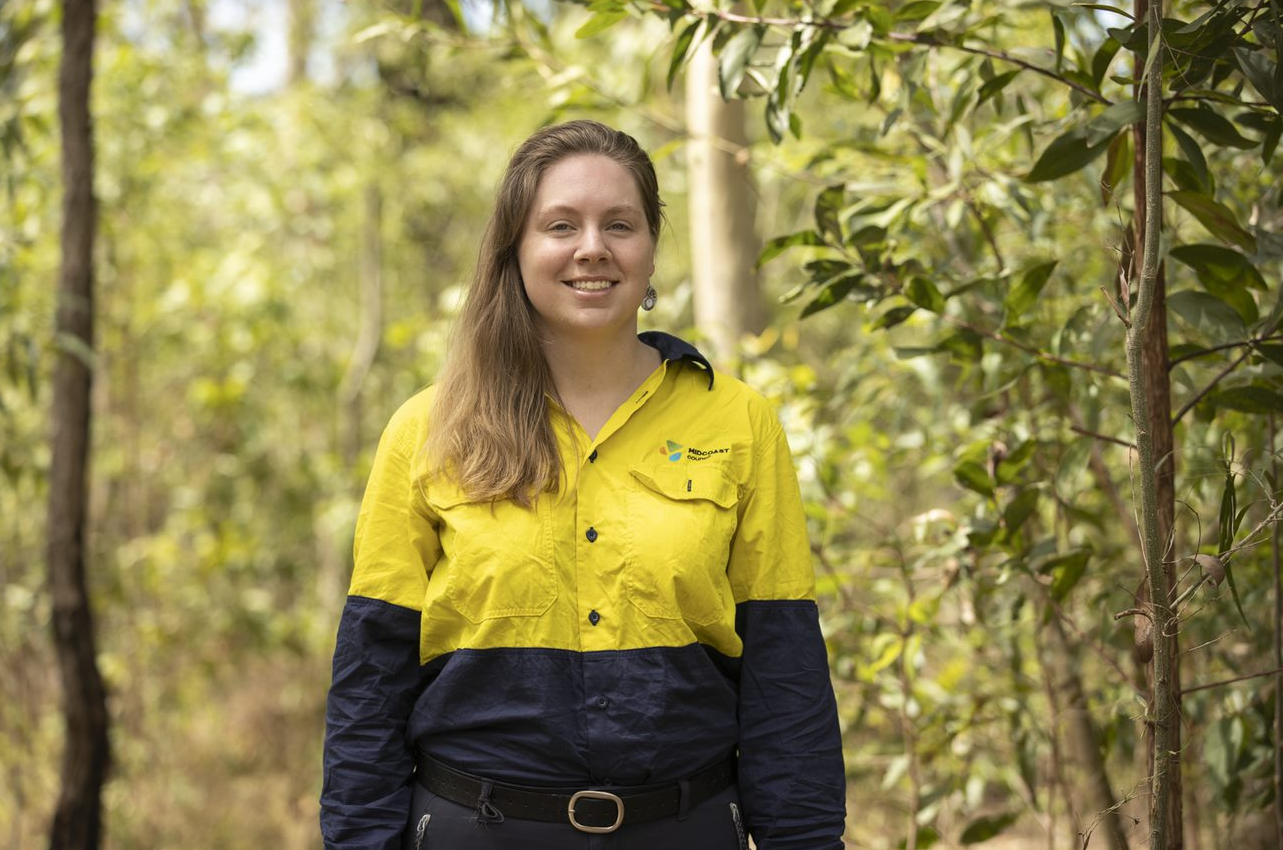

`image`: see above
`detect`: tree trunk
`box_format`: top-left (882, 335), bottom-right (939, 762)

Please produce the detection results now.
top-left (288, 0), bottom-right (314, 86)
top-left (338, 184), bottom-right (384, 467)
top-left (685, 40), bottom-right (764, 366)
top-left (1272, 418), bottom-right (1283, 850)
top-left (48, 2), bottom-right (110, 849)
top-left (1037, 611), bottom-right (1131, 850)
top-left (1129, 0), bottom-right (1180, 846)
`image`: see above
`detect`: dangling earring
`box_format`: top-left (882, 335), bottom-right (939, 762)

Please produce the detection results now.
top-left (642, 284), bottom-right (657, 311)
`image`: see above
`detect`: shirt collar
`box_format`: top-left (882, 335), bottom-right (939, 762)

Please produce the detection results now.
top-left (638, 331), bottom-right (715, 389)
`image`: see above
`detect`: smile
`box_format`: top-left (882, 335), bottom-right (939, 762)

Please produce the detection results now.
top-left (564, 280), bottom-right (616, 292)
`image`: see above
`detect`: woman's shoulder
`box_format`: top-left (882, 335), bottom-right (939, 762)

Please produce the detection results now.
top-left (379, 384), bottom-right (438, 454)
top-left (673, 364), bottom-right (783, 432)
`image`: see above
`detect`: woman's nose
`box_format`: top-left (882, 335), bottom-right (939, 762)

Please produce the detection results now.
top-left (575, 228), bottom-right (609, 261)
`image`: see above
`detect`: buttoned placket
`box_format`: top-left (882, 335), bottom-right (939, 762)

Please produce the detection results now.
top-left (555, 359), bottom-right (669, 783)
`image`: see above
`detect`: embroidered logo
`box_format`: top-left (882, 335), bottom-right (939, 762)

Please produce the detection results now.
top-left (660, 441), bottom-right (730, 462)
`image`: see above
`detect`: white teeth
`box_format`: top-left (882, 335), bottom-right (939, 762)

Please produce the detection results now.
top-left (568, 280), bottom-right (614, 291)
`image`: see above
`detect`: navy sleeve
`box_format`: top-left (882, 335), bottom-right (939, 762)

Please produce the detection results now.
top-left (320, 596), bottom-right (422, 850)
top-left (736, 599), bottom-right (847, 850)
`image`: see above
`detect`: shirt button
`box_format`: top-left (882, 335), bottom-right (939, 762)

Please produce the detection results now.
top-left (585, 527), bottom-right (598, 543)
top-left (595, 696), bottom-right (609, 709)
top-left (588, 610), bottom-right (601, 626)
top-left (589, 449), bottom-right (598, 463)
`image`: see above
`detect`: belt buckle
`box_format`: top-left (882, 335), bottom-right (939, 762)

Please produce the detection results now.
top-left (567, 789), bottom-right (625, 833)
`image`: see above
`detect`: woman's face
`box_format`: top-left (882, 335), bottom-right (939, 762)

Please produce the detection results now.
top-left (517, 153), bottom-right (656, 346)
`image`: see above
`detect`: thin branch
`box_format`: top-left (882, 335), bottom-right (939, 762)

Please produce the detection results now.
top-left (1070, 423), bottom-right (1135, 449)
top-left (941, 315), bottom-right (1127, 379)
top-left (890, 32), bottom-right (1111, 104)
top-left (1165, 93), bottom-right (1272, 109)
top-left (966, 200), bottom-right (1005, 272)
top-left (1181, 664), bottom-right (1283, 695)
top-left (1220, 497), bottom-right (1283, 562)
top-left (1171, 347), bottom-right (1252, 425)
top-left (651, 5), bottom-right (1112, 104)
top-left (1169, 334), bottom-right (1283, 368)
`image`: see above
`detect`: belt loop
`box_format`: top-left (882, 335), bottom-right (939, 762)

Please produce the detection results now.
top-left (475, 780), bottom-right (505, 824)
top-left (676, 778), bottom-right (691, 821)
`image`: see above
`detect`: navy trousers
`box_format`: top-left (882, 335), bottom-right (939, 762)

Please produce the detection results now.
top-left (401, 780), bottom-right (748, 850)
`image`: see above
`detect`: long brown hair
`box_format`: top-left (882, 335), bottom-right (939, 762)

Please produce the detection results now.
top-left (423, 120), bottom-right (665, 506)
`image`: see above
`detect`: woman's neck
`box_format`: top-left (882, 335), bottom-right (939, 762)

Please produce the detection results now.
top-left (541, 333), bottom-right (662, 439)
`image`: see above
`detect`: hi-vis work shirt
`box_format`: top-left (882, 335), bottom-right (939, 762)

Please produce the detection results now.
top-left (321, 333), bottom-right (846, 850)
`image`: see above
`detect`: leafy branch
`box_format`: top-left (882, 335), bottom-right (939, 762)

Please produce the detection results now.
top-left (1171, 315), bottom-right (1283, 424)
top-left (644, 3), bottom-right (1113, 105)
top-left (942, 315), bottom-right (1127, 379)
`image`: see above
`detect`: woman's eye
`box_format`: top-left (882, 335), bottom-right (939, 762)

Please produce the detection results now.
top-left (549, 222), bottom-right (573, 232)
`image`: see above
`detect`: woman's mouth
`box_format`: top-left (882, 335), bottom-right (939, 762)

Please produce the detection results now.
top-left (565, 279), bottom-right (616, 292)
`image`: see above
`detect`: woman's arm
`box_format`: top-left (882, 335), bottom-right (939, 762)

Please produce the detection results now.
top-left (728, 414), bottom-right (847, 850)
top-left (321, 401), bottom-right (437, 850)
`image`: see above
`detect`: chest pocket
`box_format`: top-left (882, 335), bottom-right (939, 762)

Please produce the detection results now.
top-left (428, 488), bottom-right (556, 624)
top-left (625, 461), bottom-right (740, 625)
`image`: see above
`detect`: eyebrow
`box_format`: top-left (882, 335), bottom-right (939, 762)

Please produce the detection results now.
top-left (536, 203), bottom-right (643, 217)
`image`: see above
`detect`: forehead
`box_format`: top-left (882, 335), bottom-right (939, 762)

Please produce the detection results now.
top-left (529, 153), bottom-right (644, 214)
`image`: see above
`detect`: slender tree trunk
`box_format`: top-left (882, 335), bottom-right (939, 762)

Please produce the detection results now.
top-left (1272, 417), bottom-right (1283, 850)
top-left (685, 40), bottom-right (764, 366)
top-left (1128, 2), bottom-right (1179, 848)
top-left (338, 184), bottom-right (384, 467)
top-left (1037, 613), bottom-right (1131, 850)
top-left (48, 2), bottom-right (109, 849)
top-left (288, 0), bottom-right (314, 86)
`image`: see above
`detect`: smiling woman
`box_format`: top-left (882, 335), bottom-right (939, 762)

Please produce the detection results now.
top-left (320, 120), bottom-right (848, 850)
top-left (517, 153), bottom-right (659, 408)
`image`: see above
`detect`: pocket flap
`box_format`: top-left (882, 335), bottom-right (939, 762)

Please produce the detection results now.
top-left (631, 462), bottom-right (739, 509)
top-left (425, 482), bottom-right (494, 512)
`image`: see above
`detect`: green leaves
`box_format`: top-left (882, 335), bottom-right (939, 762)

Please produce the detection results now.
top-left (574, 0), bottom-right (628, 39)
top-left (1168, 289), bottom-right (1247, 344)
top-left (1086, 99), bottom-right (1144, 144)
top-left (1232, 46), bottom-right (1283, 111)
top-left (1167, 107), bottom-right (1257, 149)
top-left (1170, 244), bottom-right (1264, 323)
top-left (800, 273), bottom-right (866, 317)
top-left (954, 460), bottom-right (994, 497)
top-left (758, 230), bottom-right (826, 269)
top-left (1169, 191), bottom-right (1257, 252)
top-left (666, 20), bottom-right (702, 91)
top-left (718, 26), bottom-right (764, 99)
top-left (1208, 386), bottom-right (1283, 414)
top-left (1024, 125), bottom-right (1112, 182)
top-left (960, 812), bottom-right (1019, 844)
top-left (906, 276), bottom-right (946, 313)
top-left (1003, 261), bottom-right (1057, 322)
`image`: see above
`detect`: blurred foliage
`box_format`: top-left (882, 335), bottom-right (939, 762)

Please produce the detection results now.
top-left (3, 0), bottom-right (1283, 848)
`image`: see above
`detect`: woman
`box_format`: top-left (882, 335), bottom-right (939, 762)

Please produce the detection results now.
top-left (321, 120), bottom-right (846, 850)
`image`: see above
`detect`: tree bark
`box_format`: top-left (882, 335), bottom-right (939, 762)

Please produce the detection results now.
top-left (1129, 0), bottom-right (1179, 846)
top-left (1272, 417), bottom-right (1283, 850)
top-left (48, 2), bottom-right (110, 849)
top-left (685, 40), bottom-right (764, 366)
top-left (1037, 611), bottom-right (1131, 850)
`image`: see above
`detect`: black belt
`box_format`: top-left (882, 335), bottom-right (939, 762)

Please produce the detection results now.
top-left (413, 753), bottom-right (737, 834)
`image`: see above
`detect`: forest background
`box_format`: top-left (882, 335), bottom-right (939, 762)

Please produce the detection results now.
top-left (3, 0), bottom-right (1283, 847)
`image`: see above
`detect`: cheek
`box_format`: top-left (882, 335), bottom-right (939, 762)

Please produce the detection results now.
top-left (518, 239), bottom-right (563, 278)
